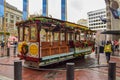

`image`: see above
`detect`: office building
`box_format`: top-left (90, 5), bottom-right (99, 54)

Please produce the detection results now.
top-left (87, 8), bottom-right (107, 30)
top-left (87, 8), bottom-right (107, 42)
top-left (77, 19), bottom-right (87, 26)
top-left (0, 2), bottom-right (22, 36)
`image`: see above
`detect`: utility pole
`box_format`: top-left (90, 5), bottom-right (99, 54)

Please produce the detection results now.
top-left (27, 0), bottom-right (29, 18)
top-left (3, 0), bottom-right (6, 45)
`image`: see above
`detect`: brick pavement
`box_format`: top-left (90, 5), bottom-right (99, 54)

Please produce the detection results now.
top-left (0, 46), bottom-right (17, 57)
top-left (0, 51), bottom-right (120, 80)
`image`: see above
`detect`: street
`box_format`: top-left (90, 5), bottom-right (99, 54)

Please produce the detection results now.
top-left (1, 48), bottom-right (120, 80)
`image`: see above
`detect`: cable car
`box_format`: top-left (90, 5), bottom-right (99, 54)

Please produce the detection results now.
top-left (16, 16), bottom-right (95, 68)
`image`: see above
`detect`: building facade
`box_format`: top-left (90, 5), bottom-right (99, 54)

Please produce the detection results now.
top-left (0, 2), bottom-right (22, 37)
top-left (77, 19), bottom-right (87, 26)
top-left (87, 8), bottom-right (107, 30)
top-left (105, 0), bottom-right (120, 40)
top-left (87, 8), bottom-right (107, 43)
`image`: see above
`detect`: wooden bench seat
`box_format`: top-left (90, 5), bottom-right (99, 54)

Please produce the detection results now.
top-left (41, 47), bottom-right (51, 57)
top-left (41, 42), bottom-right (51, 57)
top-left (41, 41), bottom-right (69, 57)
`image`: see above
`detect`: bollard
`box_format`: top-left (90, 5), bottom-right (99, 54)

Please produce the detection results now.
top-left (7, 47), bottom-right (10, 57)
top-left (97, 53), bottom-right (100, 65)
top-left (97, 46), bottom-right (100, 65)
top-left (66, 63), bottom-right (74, 80)
top-left (95, 47), bottom-right (97, 54)
top-left (108, 62), bottom-right (116, 80)
top-left (14, 60), bottom-right (22, 80)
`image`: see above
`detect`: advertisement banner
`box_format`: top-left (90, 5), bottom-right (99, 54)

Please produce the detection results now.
top-left (23, 0), bottom-right (28, 20)
top-left (99, 16), bottom-right (107, 23)
top-left (0, 0), bottom-right (4, 17)
top-left (42, 0), bottom-right (48, 16)
top-left (110, 7), bottom-right (119, 19)
top-left (117, 8), bottom-right (120, 16)
top-left (104, 0), bottom-right (110, 4)
top-left (109, 0), bottom-right (120, 19)
top-left (61, 0), bottom-right (66, 21)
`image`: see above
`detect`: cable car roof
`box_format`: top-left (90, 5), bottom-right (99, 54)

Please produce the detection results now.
top-left (16, 16), bottom-right (95, 32)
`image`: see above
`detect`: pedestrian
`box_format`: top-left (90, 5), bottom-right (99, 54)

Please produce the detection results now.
top-left (7, 41), bottom-right (10, 56)
top-left (95, 40), bottom-right (98, 52)
top-left (92, 40), bottom-right (95, 52)
top-left (111, 40), bottom-right (115, 55)
top-left (118, 39), bottom-right (120, 55)
top-left (104, 41), bottom-right (112, 63)
top-left (99, 40), bottom-right (104, 54)
top-left (1, 41), bottom-right (5, 56)
top-left (13, 39), bottom-right (17, 56)
top-left (114, 40), bottom-right (119, 51)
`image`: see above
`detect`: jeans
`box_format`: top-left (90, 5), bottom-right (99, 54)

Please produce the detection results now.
top-left (105, 52), bottom-right (111, 61)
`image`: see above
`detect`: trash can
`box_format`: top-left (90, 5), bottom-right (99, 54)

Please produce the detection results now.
top-left (99, 46), bottom-right (104, 54)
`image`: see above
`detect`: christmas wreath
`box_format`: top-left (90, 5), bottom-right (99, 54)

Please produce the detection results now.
top-left (21, 42), bottom-right (28, 55)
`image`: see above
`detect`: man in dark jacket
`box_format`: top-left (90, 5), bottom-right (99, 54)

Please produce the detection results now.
top-left (1, 41), bottom-right (5, 56)
top-left (13, 39), bottom-right (17, 56)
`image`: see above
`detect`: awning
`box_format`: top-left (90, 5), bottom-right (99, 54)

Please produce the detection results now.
top-left (101, 30), bottom-right (120, 35)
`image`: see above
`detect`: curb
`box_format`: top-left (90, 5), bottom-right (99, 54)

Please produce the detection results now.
top-left (0, 75), bottom-right (13, 80)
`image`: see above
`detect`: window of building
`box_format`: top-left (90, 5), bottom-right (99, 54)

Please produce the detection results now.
top-left (5, 13), bottom-right (8, 17)
top-left (10, 20), bottom-right (14, 23)
top-left (16, 17), bottom-right (20, 20)
top-left (6, 18), bottom-right (8, 22)
top-left (107, 13), bottom-right (110, 16)
top-left (10, 15), bottom-right (14, 18)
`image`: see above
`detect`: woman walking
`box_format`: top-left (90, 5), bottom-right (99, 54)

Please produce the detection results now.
top-left (104, 41), bottom-right (112, 63)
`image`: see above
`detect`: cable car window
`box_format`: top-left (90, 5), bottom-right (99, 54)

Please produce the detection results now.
top-left (30, 25), bottom-right (37, 41)
top-left (19, 27), bottom-right (23, 41)
top-left (40, 29), bottom-right (46, 42)
top-left (76, 34), bottom-right (79, 41)
top-left (68, 33), bottom-right (70, 41)
top-left (54, 33), bottom-right (59, 41)
top-left (61, 33), bottom-right (65, 41)
top-left (48, 32), bottom-right (52, 42)
top-left (24, 27), bottom-right (29, 42)
top-left (68, 33), bottom-right (73, 40)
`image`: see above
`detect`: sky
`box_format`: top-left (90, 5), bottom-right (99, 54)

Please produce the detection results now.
top-left (6, 0), bottom-right (106, 23)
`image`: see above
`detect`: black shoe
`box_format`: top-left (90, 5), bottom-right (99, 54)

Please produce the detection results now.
top-left (107, 60), bottom-right (109, 63)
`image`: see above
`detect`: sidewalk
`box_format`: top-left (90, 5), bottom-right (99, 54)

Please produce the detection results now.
top-left (0, 52), bottom-right (120, 80)
top-left (0, 75), bottom-right (13, 80)
top-left (0, 46), bottom-right (17, 57)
